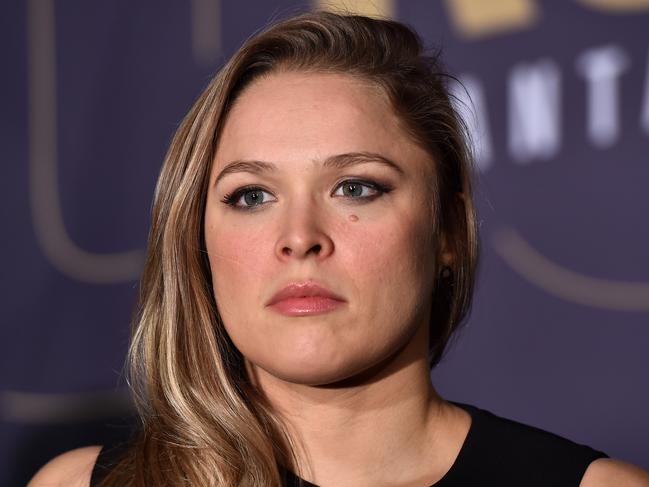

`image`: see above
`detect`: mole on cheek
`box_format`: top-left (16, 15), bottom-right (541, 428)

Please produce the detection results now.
top-left (348, 214), bottom-right (359, 222)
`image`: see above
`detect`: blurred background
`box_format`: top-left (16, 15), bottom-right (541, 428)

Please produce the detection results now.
top-left (2, 0), bottom-right (648, 484)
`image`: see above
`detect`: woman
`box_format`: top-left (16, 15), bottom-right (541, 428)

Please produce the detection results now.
top-left (30, 11), bottom-right (649, 487)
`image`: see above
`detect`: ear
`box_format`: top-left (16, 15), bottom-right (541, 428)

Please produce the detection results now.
top-left (438, 192), bottom-right (466, 268)
top-left (439, 231), bottom-right (455, 268)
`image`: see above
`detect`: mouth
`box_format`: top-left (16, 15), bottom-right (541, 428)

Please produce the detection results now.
top-left (266, 281), bottom-right (346, 317)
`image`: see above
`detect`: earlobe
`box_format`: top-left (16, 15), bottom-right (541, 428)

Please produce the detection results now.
top-left (438, 232), bottom-right (456, 268)
top-left (440, 249), bottom-right (455, 267)
top-left (438, 191), bottom-right (467, 268)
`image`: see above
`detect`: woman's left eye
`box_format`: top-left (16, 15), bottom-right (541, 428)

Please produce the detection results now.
top-left (332, 180), bottom-right (387, 200)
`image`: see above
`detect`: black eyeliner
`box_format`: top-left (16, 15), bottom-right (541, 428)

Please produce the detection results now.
top-left (331, 178), bottom-right (393, 197)
top-left (221, 178), bottom-right (393, 211)
top-left (220, 185), bottom-right (272, 210)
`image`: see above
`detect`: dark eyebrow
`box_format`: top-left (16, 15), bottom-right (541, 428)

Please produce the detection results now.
top-left (213, 151), bottom-right (403, 188)
top-left (214, 160), bottom-right (277, 188)
top-left (322, 152), bottom-right (404, 174)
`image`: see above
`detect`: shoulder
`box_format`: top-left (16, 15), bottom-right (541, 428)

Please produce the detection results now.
top-left (454, 402), bottom-right (610, 484)
top-left (28, 445), bottom-right (102, 487)
top-left (580, 458), bottom-right (649, 487)
top-left (461, 402), bottom-right (604, 459)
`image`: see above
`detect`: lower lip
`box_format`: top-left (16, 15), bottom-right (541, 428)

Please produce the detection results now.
top-left (268, 297), bottom-right (345, 316)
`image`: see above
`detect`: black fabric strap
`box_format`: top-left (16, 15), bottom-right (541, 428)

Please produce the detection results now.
top-left (89, 442), bottom-right (129, 486)
top-left (437, 402), bottom-right (608, 486)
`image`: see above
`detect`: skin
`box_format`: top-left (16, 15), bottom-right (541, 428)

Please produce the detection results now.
top-left (206, 71), bottom-right (441, 388)
top-left (28, 71), bottom-right (649, 487)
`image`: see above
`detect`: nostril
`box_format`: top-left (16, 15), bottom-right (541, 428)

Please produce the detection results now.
top-left (279, 241), bottom-right (328, 259)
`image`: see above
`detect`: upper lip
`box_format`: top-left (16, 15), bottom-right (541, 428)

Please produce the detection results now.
top-left (266, 281), bottom-right (346, 306)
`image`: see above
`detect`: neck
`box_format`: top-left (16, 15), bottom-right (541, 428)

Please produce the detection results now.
top-left (249, 324), bottom-right (463, 487)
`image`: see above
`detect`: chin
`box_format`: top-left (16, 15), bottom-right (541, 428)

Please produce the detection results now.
top-left (236, 317), bottom-right (418, 388)
top-left (271, 367), bottom-right (352, 387)
top-left (242, 341), bottom-right (356, 386)
top-left (253, 343), bottom-right (393, 388)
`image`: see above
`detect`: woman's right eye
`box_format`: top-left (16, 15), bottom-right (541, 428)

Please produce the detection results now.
top-left (221, 187), bottom-right (277, 210)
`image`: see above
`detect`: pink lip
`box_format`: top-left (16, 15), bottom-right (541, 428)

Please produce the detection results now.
top-left (267, 282), bottom-right (346, 316)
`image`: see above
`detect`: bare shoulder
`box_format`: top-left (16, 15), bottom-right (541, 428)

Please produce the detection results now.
top-left (580, 458), bottom-right (649, 487)
top-left (28, 445), bottom-right (102, 487)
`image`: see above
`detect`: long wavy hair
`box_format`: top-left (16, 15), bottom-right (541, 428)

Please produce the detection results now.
top-left (99, 10), bottom-right (478, 486)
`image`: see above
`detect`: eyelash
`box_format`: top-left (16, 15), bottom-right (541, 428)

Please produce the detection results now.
top-left (220, 179), bottom-right (392, 211)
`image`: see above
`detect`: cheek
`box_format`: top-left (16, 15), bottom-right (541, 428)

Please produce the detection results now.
top-left (204, 220), bottom-right (276, 312)
top-left (333, 208), bottom-right (436, 347)
top-left (331, 210), bottom-right (436, 364)
top-left (337, 211), bottom-right (434, 284)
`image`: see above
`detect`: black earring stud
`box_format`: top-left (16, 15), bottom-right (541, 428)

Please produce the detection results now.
top-left (440, 266), bottom-right (453, 280)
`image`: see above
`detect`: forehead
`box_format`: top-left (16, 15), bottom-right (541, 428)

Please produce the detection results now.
top-left (213, 71), bottom-right (432, 174)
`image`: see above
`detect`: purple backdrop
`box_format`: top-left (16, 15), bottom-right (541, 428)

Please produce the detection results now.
top-left (2, 1), bottom-right (647, 485)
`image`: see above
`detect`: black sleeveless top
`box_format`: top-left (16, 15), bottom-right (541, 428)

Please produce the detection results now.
top-left (91, 402), bottom-right (608, 486)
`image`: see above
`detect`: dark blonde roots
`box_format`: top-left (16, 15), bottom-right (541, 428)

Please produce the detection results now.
top-left (100, 10), bottom-right (478, 487)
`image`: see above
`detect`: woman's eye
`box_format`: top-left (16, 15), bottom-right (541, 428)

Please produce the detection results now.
top-left (332, 180), bottom-right (385, 199)
top-left (222, 187), bottom-right (276, 209)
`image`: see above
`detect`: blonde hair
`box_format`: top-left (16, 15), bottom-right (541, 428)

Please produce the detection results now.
top-left (99, 10), bottom-right (478, 486)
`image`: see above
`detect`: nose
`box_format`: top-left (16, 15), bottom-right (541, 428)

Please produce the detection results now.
top-left (274, 198), bottom-right (334, 261)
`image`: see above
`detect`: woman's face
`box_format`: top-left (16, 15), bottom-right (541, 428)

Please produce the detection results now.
top-left (205, 71), bottom-right (441, 386)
